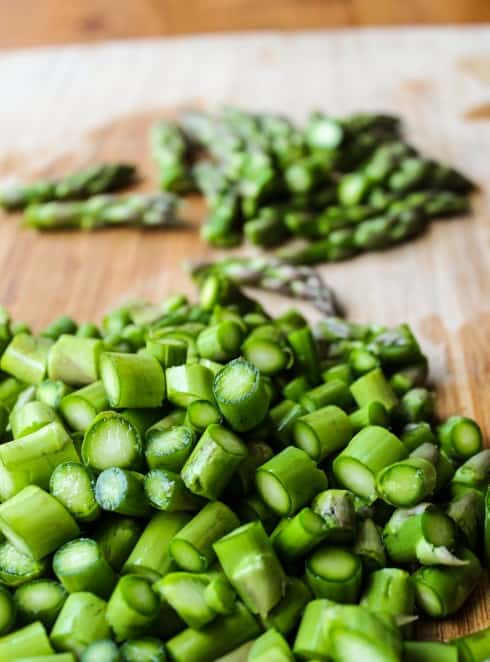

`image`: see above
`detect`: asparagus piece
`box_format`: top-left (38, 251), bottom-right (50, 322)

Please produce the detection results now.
top-left (100, 352), bottom-right (165, 408)
top-left (52, 538), bottom-right (117, 598)
top-left (376, 457), bottom-right (437, 507)
top-left (293, 404), bottom-right (353, 461)
top-left (403, 641), bottom-right (458, 662)
top-left (450, 449), bottom-right (490, 496)
top-left (271, 507), bottom-right (327, 561)
top-left (181, 423), bottom-right (247, 499)
top-left (166, 601), bottom-right (260, 662)
top-left (24, 192), bottom-right (184, 230)
top-left (0, 163), bottom-right (137, 210)
top-left (214, 520), bottom-right (286, 617)
top-left (333, 426), bottom-right (407, 502)
top-left (14, 580), bottom-right (67, 629)
top-left (150, 120), bottom-right (194, 193)
top-left (59, 381), bottom-right (108, 432)
top-left (49, 462), bottom-right (100, 523)
top-left (437, 416), bottom-right (483, 460)
top-left (311, 489), bottom-right (357, 544)
top-left (170, 501), bottom-right (239, 573)
top-left (262, 577), bottom-right (311, 635)
top-left (95, 468), bottom-right (151, 518)
top-left (0, 585), bottom-right (16, 635)
top-left (189, 257), bottom-right (340, 315)
top-left (293, 598), bottom-right (333, 660)
top-left (248, 629), bottom-right (293, 661)
top-left (0, 486), bottom-right (79, 559)
top-left (383, 503), bottom-right (464, 566)
top-left (80, 640), bottom-right (120, 661)
top-left (123, 511), bottom-right (190, 581)
top-left (305, 545), bottom-right (362, 603)
top-left (360, 568), bottom-right (415, 626)
top-left (0, 622), bottom-right (54, 660)
top-left (10, 400), bottom-right (58, 439)
top-left (353, 518), bottom-right (387, 571)
top-left (120, 637), bottom-right (167, 662)
top-left (0, 541), bottom-right (48, 587)
top-left (213, 359), bottom-right (271, 432)
top-left (94, 515), bottom-right (143, 572)
top-left (452, 626), bottom-right (490, 662)
top-left (51, 592), bottom-right (110, 655)
top-left (413, 547), bottom-right (482, 617)
top-left (446, 491), bottom-right (484, 550)
top-left (256, 447), bottom-right (327, 516)
top-left (106, 575), bottom-right (159, 641)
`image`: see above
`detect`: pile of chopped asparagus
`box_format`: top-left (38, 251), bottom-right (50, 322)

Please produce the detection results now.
top-left (151, 108), bottom-right (474, 263)
top-left (0, 275), bottom-right (486, 661)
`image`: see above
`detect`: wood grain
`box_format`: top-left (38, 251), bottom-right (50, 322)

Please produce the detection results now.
top-left (1, 0), bottom-right (490, 49)
top-left (0, 27), bottom-right (489, 638)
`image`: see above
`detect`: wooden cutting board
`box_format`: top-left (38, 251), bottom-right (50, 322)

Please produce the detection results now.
top-left (1, 27), bottom-right (489, 640)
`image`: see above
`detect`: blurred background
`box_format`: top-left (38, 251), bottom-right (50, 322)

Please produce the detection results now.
top-left (1, 0), bottom-right (490, 48)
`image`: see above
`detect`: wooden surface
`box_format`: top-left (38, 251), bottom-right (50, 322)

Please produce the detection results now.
top-left (0, 27), bottom-right (489, 638)
top-left (1, 0), bottom-right (490, 49)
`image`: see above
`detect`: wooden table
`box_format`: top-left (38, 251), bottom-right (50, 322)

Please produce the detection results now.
top-left (1, 0), bottom-right (490, 49)
top-left (0, 26), bottom-right (489, 640)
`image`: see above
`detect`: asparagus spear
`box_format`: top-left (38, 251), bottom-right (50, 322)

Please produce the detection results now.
top-left (23, 192), bottom-right (184, 230)
top-left (0, 164), bottom-right (137, 210)
top-left (188, 256), bottom-right (341, 315)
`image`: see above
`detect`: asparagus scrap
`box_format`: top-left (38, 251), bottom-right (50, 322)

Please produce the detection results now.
top-left (0, 276), bottom-right (486, 660)
top-left (23, 192), bottom-right (184, 231)
top-left (151, 107), bottom-right (474, 263)
top-left (188, 256), bottom-right (341, 315)
top-left (0, 164), bottom-right (137, 210)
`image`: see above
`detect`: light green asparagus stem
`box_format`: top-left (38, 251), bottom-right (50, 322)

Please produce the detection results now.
top-left (0, 164), bottom-right (137, 209)
top-left (24, 192), bottom-right (184, 230)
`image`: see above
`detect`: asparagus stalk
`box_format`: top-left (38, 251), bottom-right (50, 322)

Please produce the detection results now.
top-left (189, 257), bottom-right (340, 315)
top-left (0, 163), bottom-right (137, 210)
top-left (150, 120), bottom-right (194, 193)
top-left (24, 192), bottom-right (184, 230)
